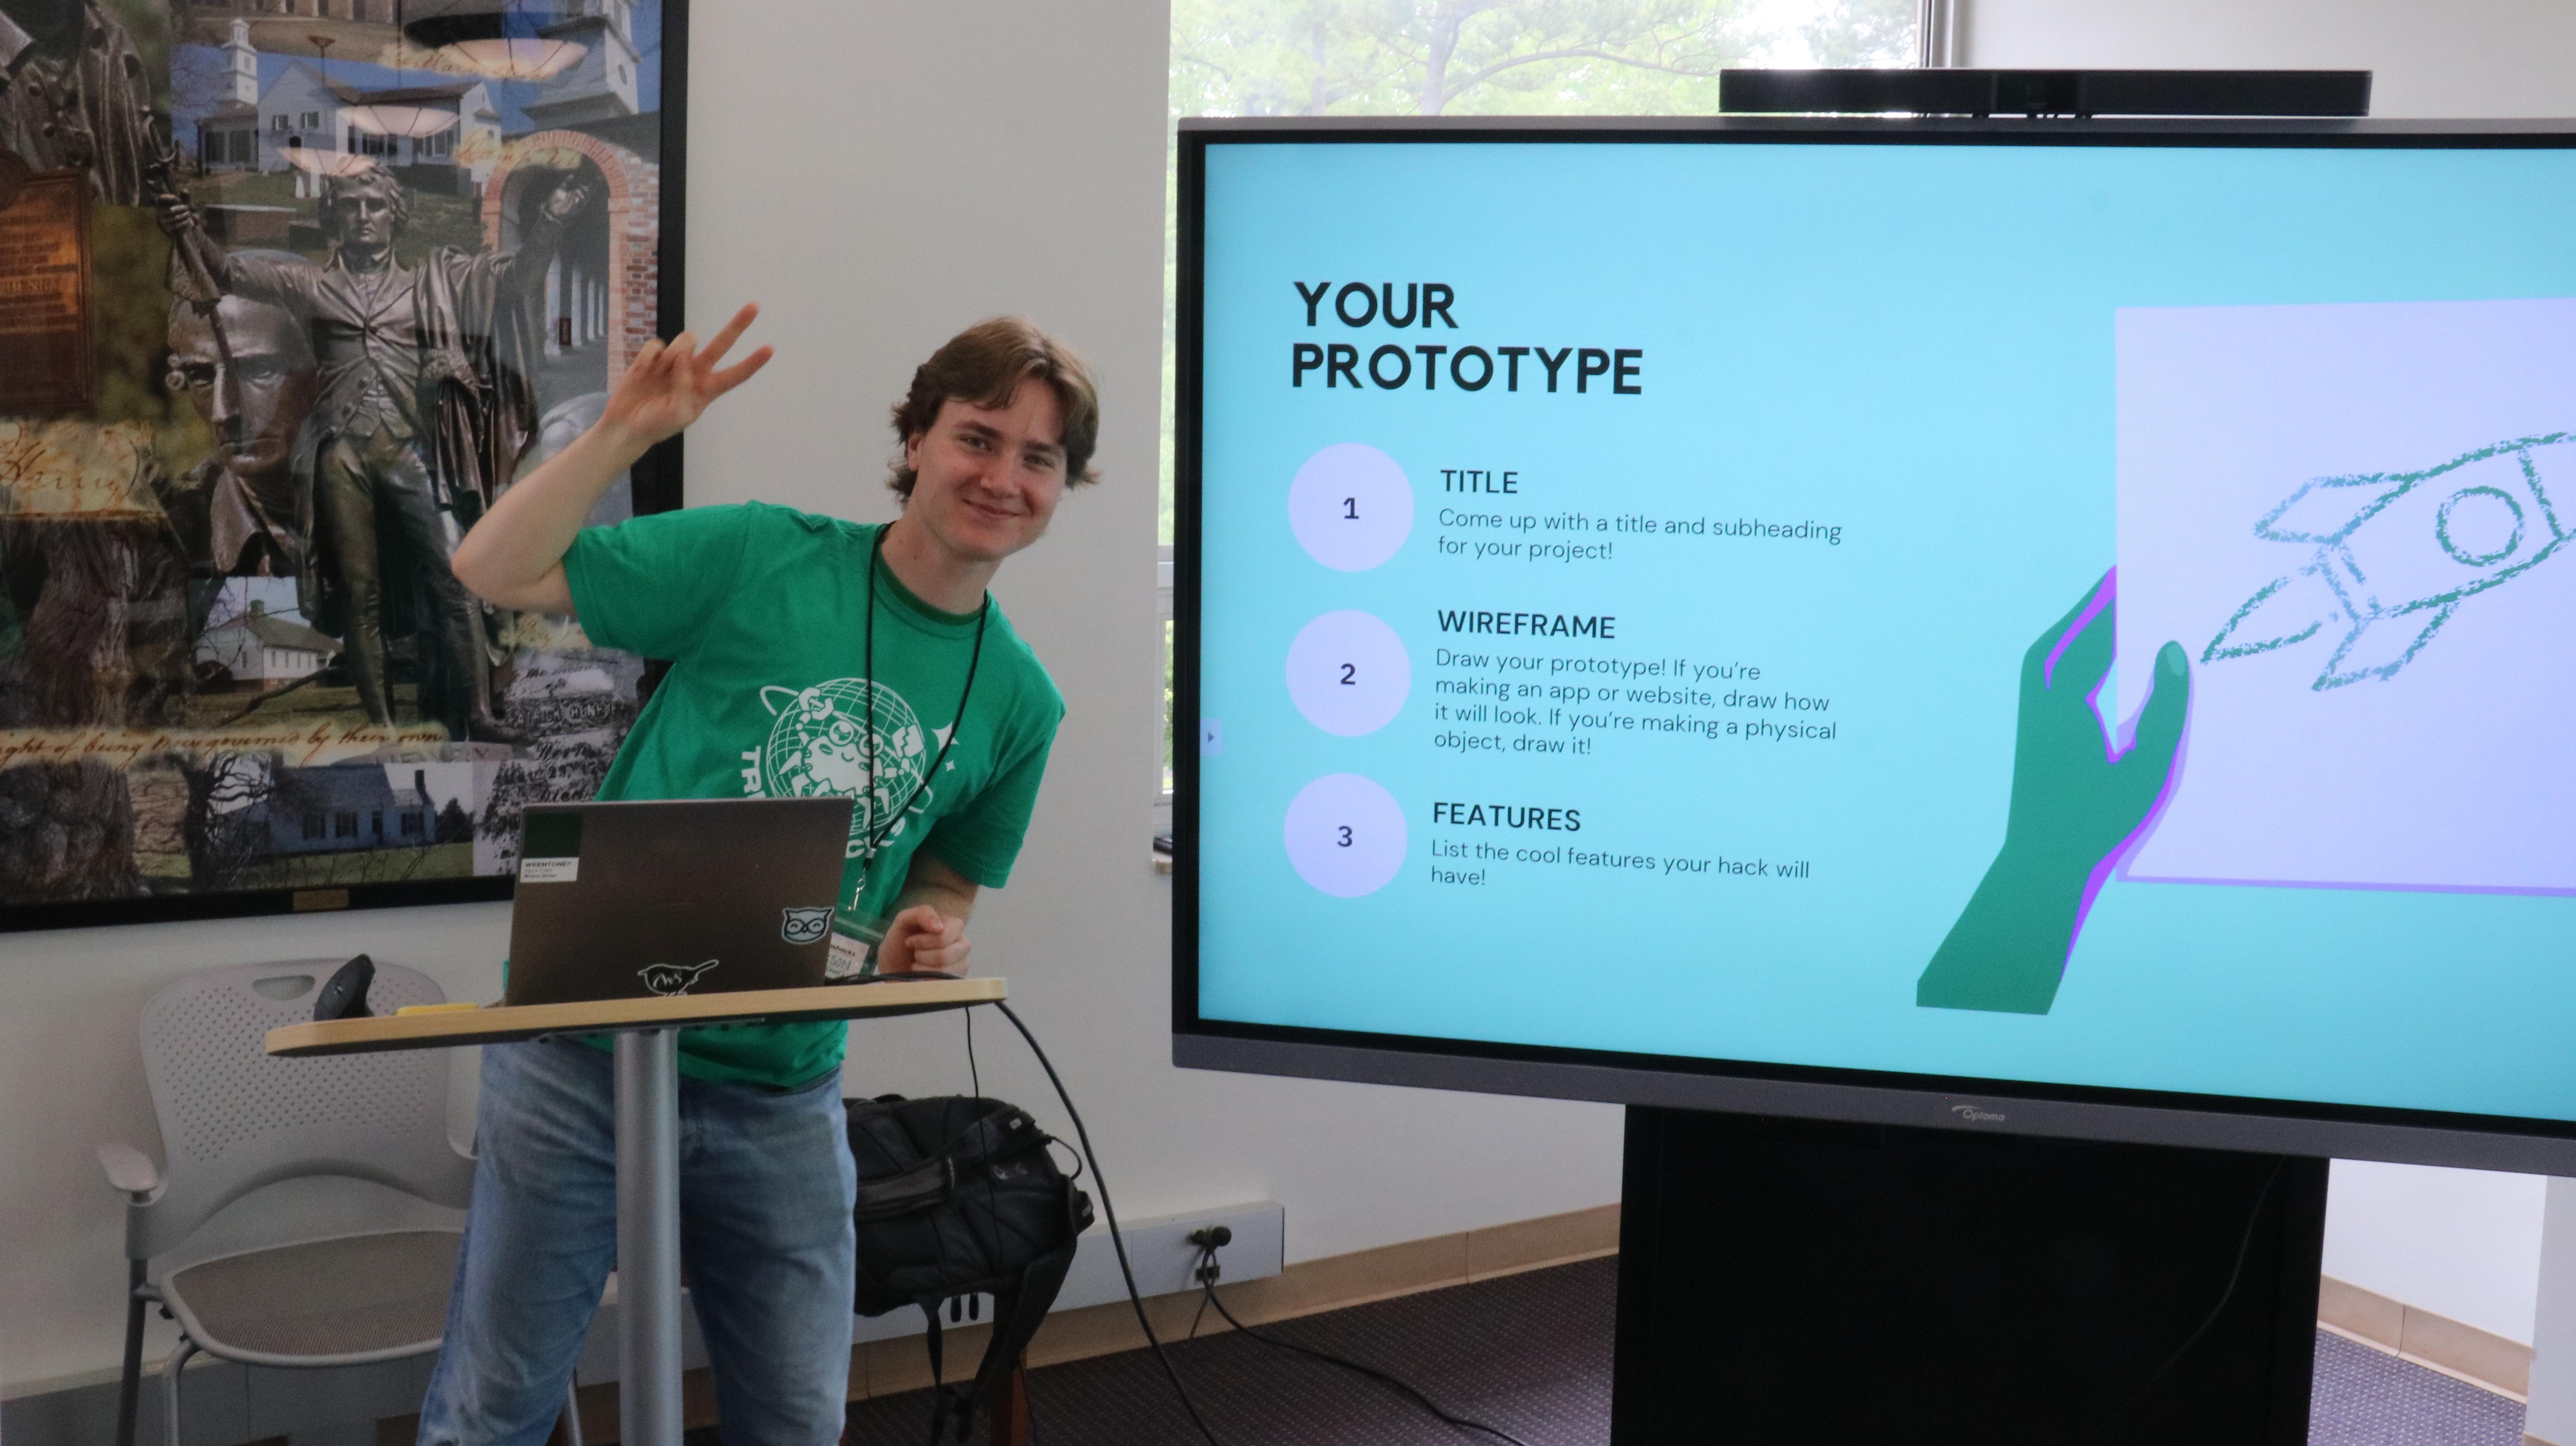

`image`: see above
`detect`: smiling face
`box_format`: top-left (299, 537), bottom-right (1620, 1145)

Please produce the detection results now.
top-left (898, 380), bottom-right (1070, 568)
top-left (167, 297), bottom-right (320, 483)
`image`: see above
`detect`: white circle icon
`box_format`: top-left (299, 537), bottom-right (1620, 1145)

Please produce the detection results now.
top-left (1288, 443), bottom-right (1413, 571)
top-left (1282, 774), bottom-right (1408, 898)
top-left (1285, 611), bottom-right (1411, 736)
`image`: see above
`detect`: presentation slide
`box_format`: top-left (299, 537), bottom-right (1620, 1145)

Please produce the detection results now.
top-left (1191, 139), bottom-right (2576, 1124)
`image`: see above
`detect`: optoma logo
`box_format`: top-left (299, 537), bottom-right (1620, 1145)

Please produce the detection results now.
top-left (1950, 1104), bottom-right (2008, 1123)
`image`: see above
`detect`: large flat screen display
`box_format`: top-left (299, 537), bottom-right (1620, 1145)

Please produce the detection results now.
top-left (1174, 119), bottom-right (2576, 1172)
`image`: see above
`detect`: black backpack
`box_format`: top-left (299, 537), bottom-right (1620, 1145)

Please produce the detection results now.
top-left (844, 1094), bottom-right (1095, 1442)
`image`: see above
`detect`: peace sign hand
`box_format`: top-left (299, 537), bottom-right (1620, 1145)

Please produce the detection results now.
top-left (602, 303), bottom-right (774, 449)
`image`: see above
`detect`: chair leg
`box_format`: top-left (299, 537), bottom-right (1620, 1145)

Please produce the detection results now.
top-left (559, 1379), bottom-right (583, 1446)
top-left (161, 1337), bottom-right (197, 1446)
top-left (115, 1263), bottom-right (147, 1446)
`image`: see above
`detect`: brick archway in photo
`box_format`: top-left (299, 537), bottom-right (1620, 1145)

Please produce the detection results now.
top-left (480, 130), bottom-right (660, 386)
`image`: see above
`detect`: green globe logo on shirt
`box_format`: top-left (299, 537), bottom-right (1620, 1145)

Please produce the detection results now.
top-left (742, 678), bottom-right (939, 860)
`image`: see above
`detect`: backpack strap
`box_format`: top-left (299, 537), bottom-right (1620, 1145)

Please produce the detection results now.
top-left (852, 1154), bottom-right (953, 1221)
top-left (921, 1305), bottom-right (951, 1446)
top-left (957, 1181), bottom-right (1091, 1425)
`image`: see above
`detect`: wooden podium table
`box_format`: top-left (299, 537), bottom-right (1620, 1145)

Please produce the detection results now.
top-left (268, 978), bottom-right (1005, 1446)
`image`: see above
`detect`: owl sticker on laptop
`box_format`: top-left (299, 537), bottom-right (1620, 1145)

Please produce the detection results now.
top-left (781, 906), bottom-right (834, 946)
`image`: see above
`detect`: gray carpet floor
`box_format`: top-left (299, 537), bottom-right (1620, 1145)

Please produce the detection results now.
top-left (804, 1258), bottom-right (2529, 1444)
top-left (2309, 1329), bottom-right (2526, 1446)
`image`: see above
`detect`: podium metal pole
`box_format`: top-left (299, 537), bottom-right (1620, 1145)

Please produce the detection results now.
top-left (615, 1028), bottom-right (683, 1446)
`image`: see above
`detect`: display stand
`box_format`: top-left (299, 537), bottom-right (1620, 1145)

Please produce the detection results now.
top-left (268, 978), bottom-right (1005, 1446)
top-left (1612, 1106), bottom-right (2328, 1445)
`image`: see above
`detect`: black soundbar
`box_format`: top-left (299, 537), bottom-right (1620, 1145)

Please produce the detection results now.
top-left (1719, 69), bottom-right (2372, 118)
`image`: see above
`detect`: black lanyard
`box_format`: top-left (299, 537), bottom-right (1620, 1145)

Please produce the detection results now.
top-left (861, 524), bottom-right (990, 865)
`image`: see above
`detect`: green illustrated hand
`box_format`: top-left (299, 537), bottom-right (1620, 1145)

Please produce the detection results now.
top-left (1915, 571), bottom-right (2191, 1015)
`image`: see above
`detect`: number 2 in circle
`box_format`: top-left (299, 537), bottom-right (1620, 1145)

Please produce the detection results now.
top-left (1337, 825), bottom-right (1353, 848)
top-left (1339, 663), bottom-right (1356, 686)
top-left (1342, 497), bottom-right (1358, 520)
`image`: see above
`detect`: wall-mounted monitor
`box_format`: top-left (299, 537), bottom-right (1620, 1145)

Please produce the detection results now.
top-left (1172, 116), bottom-right (2576, 1175)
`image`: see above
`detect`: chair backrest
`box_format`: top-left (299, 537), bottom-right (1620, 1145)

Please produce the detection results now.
top-left (132, 959), bottom-right (474, 1261)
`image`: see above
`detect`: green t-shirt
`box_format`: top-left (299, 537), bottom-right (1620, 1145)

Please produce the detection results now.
top-left (561, 502), bottom-right (1063, 1087)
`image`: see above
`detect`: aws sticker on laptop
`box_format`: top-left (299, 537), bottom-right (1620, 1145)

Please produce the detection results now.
top-left (780, 906), bottom-right (833, 946)
top-left (519, 811), bottom-right (582, 884)
top-left (638, 960), bottom-right (718, 996)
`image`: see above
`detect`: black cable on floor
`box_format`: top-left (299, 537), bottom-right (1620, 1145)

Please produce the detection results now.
top-left (1193, 1246), bottom-right (1536, 1446)
top-left (2084, 1157), bottom-right (2289, 1440)
top-left (990, 1002), bottom-right (1224, 1446)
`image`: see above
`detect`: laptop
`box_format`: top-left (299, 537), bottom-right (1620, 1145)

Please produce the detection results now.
top-left (504, 797), bottom-right (855, 1006)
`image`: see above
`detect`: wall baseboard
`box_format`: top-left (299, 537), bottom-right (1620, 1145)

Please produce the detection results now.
top-left (26, 1209), bottom-right (2516, 1444)
top-left (2318, 1273), bottom-right (2531, 1401)
top-left (554, 1201), bottom-right (1623, 1442)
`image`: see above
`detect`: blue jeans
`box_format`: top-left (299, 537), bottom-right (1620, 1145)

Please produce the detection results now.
top-left (417, 1038), bottom-right (857, 1446)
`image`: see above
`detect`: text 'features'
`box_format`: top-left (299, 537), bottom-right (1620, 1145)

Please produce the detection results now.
top-left (1284, 773), bottom-right (1409, 897)
top-left (1287, 610), bottom-right (1411, 736)
top-left (1290, 442), bottom-right (1413, 571)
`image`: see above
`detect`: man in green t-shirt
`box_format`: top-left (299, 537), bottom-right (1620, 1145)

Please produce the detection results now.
top-left (418, 311), bottom-right (1097, 1446)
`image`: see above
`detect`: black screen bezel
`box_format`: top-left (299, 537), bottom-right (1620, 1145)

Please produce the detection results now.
top-left (1171, 115), bottom-right (2576, 1173)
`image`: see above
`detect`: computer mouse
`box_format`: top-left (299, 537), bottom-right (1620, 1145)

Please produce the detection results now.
top-left (314, 954), bottom-right (376, 1021)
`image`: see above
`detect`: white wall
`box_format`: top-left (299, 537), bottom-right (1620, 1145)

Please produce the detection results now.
top-left (0, 0), bottom-right (1624, 1398)
top-left (1968, 0), bottom-right (2576, 1354)
top-left (2527, 1180), bottom-right (2576, 1441)
top-left (2324, 1161), bottom-right (2549, 1344)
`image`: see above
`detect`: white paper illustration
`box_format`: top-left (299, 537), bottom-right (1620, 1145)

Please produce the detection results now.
top-left (2114, 298), bottom-right (2576, 895)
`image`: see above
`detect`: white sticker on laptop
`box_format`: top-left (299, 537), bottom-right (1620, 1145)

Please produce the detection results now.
top-left (520, 857), bottom-right (579, 884)
top-left (825, 933), bottom-right (870, 979)
top-left (638, 960), bottom-right (718, 996)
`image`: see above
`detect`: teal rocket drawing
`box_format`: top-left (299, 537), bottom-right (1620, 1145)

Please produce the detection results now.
top-left (2204, 434), bottom-right (2571, 689)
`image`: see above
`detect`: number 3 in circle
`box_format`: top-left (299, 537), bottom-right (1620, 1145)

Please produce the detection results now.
top-left (1284, 773), bottom-right (1407, 897)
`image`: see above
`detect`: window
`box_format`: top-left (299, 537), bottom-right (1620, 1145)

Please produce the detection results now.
top-left (1155, 0), bottom-right (1919, 809)
top-left (333, 811), bottom-right (358, 838)
top-left (231, 131), bottom-right (253, 164)
top-left (272, 114), bottom-right (289, 131)
top-left (301, 110), bottom-right (320, 131)
top-left (302, 813), bottom-right (325, 840)
top-left (401, 811), bottom-right (424, 837)
top-left (371, 810), bottom-right (384, 837)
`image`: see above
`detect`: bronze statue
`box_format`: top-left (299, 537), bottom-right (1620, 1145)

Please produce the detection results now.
top-left (157, 161), bottom-right (592, 740)
top-left (0, 0), bottom-right (156, 204)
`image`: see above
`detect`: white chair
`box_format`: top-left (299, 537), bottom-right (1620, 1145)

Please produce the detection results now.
top-left (94, 959), bottom-right (578, 1446)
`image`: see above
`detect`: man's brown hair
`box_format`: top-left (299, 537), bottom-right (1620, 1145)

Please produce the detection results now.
top-left (888, 317), bottom-right (1100, 498)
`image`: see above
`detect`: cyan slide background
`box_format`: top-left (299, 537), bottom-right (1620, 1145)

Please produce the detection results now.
top-left (1193, 140), bottom-right (2576, 1123)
